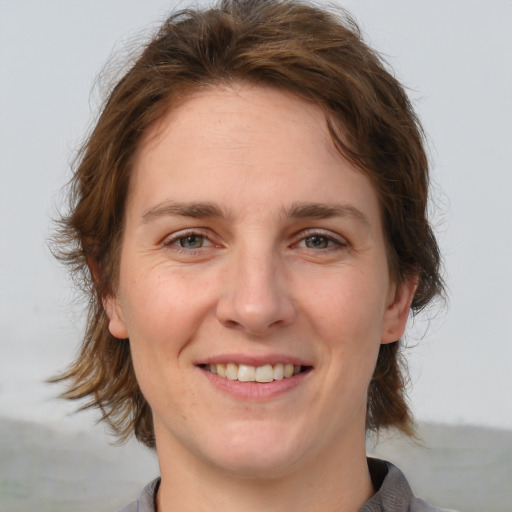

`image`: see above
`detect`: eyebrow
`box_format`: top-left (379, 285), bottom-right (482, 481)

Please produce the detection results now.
top-left (142, 201), bottom-right (226, 223)
top-left (285, 202), bottom-right (370, 227)
top-left (141, 200), bottom-right (370, 227)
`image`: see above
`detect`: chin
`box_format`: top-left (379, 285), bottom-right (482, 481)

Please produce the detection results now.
top-left (200, 426), bottom-right (307, 479)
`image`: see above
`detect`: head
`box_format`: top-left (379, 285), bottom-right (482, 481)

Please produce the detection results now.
top-left (55, 0), bottom-right (443, 448)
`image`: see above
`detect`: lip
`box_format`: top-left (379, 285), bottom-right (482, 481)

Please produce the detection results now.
top-left (200, 365), bottom-right (312, 400)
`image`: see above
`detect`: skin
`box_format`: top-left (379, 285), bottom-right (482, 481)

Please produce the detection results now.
top-left (106, 84), bottom-right (416, 512)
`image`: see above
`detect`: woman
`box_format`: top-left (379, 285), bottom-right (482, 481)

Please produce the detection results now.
top-left (54, 1), bottom-right (447, 510)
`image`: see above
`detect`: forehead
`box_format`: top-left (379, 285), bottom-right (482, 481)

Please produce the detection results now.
top-left (138, 84), bottom-right (339, 167)
top-left (128, 84), bottom-right (381, 227)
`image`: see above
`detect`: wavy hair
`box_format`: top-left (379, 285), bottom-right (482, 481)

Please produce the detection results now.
top-left (52, 0), bottom-right (444, 447)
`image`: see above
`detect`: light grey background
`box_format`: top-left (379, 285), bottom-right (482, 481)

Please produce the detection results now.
top-left (1, 1), bottom-right (511, 511)
top-left (1, 0), bottom-right (511, 431)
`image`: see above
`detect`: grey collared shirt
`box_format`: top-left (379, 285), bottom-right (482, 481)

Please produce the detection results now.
top-left (116, 458), bottom-right (455, 512)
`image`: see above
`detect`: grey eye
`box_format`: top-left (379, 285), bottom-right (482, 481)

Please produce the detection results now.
top-left (304, 235), bottom-right (330, 249)
top-left (179, 234), bottom-right (205, 249)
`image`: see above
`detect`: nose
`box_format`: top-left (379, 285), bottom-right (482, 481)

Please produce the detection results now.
top-left (215, 247), bottom-right (297, 336)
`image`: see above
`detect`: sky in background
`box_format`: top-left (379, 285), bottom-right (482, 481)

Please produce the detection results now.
top-left (0, 0), bottom-right (511, 431)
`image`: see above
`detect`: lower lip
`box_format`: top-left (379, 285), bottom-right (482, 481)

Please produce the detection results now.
top-left (200, 368), bottom-right (311, 400)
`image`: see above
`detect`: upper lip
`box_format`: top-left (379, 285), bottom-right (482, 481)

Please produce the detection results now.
top-left (195, 353), bottom-right (313, 367)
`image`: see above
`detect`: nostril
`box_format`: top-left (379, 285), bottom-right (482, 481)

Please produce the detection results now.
top-left (221, 318), bottom-right (243, 330)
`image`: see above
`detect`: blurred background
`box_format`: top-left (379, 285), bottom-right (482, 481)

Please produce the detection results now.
top-left (1, 0), bottom-right (511, 511)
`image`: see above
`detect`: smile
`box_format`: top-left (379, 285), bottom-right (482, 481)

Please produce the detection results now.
top-left (202, 363), bottom-right (309, 383)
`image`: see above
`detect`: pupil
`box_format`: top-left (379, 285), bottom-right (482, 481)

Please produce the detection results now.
top-left (180, 235), bottom-right (202, 248)
top-left (307, 236), bottom-right (328, 249)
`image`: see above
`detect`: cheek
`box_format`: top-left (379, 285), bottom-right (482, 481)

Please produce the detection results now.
top-left (303, 269), bottom-right (388, 394)
top-left (119, 268), bottom-right (215, 358)
top-left (304, 270), bottom-right (388, 346)
top-left (121, 274), bottom-right (199, 411)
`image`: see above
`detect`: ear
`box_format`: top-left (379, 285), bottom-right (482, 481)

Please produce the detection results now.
top-left (381, 275), bottom-right (418, 344)
top-left (103, 295), bottom-right (129, 340)
top-left (88, 256), bottom-right (129, 340)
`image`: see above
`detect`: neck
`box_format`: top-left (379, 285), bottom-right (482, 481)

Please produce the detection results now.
top-left (155, 428), bottom-right (373, 512)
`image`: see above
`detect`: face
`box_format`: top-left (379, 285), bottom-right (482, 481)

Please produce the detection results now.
top-left (106, 85), bottom-right (415, 478)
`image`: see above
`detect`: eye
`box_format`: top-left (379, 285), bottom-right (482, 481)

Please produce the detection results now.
top-left (163, 230), bottom-right (214, 251)
top-left (297, 231), bottom-right (345, 250)
top-left (177, 234), bottom-right (206, 249)
top-left (303, 235), bottom-right (334, 249)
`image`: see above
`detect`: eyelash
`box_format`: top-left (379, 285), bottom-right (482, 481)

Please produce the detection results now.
top-left (162, 229), bottom-right (214, 252)
top-left (294, 230), bottom-right (347, 251)
top-left (162, 229), bottom-right (347, 254)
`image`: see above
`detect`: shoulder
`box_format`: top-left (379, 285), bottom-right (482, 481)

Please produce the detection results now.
top-left (115, 478), bottom-right (160, 512)
top-left (361, 458), bottom-right (457, 512)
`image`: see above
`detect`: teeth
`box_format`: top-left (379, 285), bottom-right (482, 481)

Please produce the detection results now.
top-left (238, 364), bottom-right (255, 382)
top-left (255, 364), bottom-right (274, 383)
top-left (226, 363), bottom-right (238, 380)
top-left (273, 363), bottom-right (284, 380)
top-left (207, 362), bottom-right (305, 382)
top-left (217, 363), bottom-right (226, 377)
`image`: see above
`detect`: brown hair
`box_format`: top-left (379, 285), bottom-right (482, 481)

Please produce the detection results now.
top-left (53, 0), bottom-right (443, 447)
